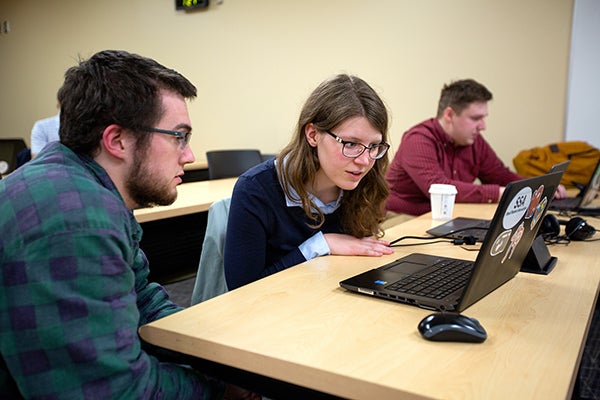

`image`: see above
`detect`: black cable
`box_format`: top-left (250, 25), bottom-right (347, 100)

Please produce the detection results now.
top-left (540, 230), bottom-right (600, 245)
top-left (541, 234), bottom-right (572, 246)
top-left (556, 210), bottom-right (578, 219)
top-left (390, 239), bottom-right (453, 247)
top-left (389, 226), bottom-right (484, 247)
top-left (389, 234), bottom-right (449, 246)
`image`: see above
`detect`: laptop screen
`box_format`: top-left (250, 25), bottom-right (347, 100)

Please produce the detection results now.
top-left (580, 159), bottom-right (600, 208)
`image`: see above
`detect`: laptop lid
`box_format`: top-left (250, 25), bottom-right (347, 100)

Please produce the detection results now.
top-left (425, 217), bottom-right (490, 242)
top-left (340, 172), bottom-right (563, 312)
top-left (578, 159), bottom-right (600, 209)
top-left (550, 158), bottom-right (600, 210)
top-left (426, 160), bottom-right (570, 242)
top-left (549, 160), bottom-right (570, 175)
top-left (456, 171), bottom-right (561, 310)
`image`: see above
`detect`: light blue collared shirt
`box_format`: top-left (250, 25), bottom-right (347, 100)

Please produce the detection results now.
top-left (283, 181), bottom-right (343, 261)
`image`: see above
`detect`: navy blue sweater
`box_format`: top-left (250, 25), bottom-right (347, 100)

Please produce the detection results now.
top-left (224, 159), bottom-right (344, 289)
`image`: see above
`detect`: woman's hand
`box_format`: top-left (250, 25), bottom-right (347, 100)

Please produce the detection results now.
top-left (324, 233), bottom-right (394, 257)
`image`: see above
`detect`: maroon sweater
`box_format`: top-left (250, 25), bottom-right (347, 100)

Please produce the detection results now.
top-left (386, 118), bottom-right (522, 216)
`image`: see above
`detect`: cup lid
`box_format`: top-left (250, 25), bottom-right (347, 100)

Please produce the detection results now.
top-left (429, 184), bottom-right (457, 195)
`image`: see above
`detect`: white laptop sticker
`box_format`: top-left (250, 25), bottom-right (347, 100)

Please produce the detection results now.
top-left (503, 187), bottom-right (532, 229)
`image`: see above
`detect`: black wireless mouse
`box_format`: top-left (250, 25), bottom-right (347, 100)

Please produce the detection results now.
top-left (418, 312), bottom-right (487, 343)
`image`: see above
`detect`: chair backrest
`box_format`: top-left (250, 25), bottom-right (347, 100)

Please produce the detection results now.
top-left (191, 197), bottom-right (231, 304)
top-left (0, 138), bottom-right (27, 174)
top-left (261, 153), bottom-right (277, 162)
top-left (206, 149), bottom-right (263, 180)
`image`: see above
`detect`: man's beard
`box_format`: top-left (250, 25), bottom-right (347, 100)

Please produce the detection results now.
top-left (126, 145), bottom-right (178, 208)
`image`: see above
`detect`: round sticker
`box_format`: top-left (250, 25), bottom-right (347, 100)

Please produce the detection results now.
top-left (503, 187), bottom-right (532, 230)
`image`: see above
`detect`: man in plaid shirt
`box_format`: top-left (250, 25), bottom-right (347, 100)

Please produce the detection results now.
top-left (0, 50), bottom-right (257, 400)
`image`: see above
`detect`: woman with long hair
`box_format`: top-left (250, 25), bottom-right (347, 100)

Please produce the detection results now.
top-left (224, 74), bottom-right (394, 290)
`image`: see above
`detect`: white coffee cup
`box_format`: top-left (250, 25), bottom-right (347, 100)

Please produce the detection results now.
top-left (429, 184), bottom-right (457, 221)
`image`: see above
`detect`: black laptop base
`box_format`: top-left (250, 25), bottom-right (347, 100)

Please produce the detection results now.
top-left (577, 208), bottom-right (600, 217)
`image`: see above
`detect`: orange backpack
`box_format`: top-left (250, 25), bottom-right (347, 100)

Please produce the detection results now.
top-left (513, 141), bottom-right (600, 188)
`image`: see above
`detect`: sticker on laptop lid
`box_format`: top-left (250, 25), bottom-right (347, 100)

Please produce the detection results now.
top-left (501, 221), bottom-right (525, 263)
top-left (525, 185), bottom-right (544, 219)
top-left (503, 186), bottom-right (532, 230)
top-left (490, 229), bottom-right (512, 256)
top-left (530, 195), bottom-right (547, 229)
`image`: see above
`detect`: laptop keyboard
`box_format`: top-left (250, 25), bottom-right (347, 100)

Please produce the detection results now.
top-left (385, 259), bottom-right (474, 299)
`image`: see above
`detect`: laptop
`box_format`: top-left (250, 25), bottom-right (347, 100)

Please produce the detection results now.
top-left (339, 172), bottom-right (563, 312)
top-left (425, 160), bottom-right (571, 242)
top-left (550, 158), bottom-right (600, 212)
top-left (0, 138), bottom-right (28, 175)
top-left (426, 217), bottom-right (490, 242)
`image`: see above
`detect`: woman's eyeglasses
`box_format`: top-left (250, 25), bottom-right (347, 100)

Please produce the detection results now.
top-left (325, 130), bottom-right (389, 160)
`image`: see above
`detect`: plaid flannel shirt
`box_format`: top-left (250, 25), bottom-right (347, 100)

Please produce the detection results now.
top-left (0, 142), bottom-right (222, 399)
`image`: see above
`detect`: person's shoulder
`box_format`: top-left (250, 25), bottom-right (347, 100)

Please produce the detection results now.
top-left (404, 118), bottom-right (436, 134)
top-left (233, 159), bottom-right (280, 198)
top-left (46, 113), bottom-right (60, 122)
top-left (402, 118), bottom-right (440, 143)
top-left (34, 113), bottom-right (60, 127)
top-left (15, 148), bottom-right (128, 221)
top-left (237, 159), bottom-right (276, 185)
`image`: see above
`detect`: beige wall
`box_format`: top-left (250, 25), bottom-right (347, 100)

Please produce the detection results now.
top-left (0, 0), bottom-right (573, 167)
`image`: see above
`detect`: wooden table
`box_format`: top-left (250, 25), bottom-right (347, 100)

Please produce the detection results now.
top-left (133, 177), bottom-right (237, 283)
top-left (140, 203), bottom-right (600, 399)
top-left (134, 177), bottom-right (237, 223)
top-left (184, 160), bottom-right (208, 171)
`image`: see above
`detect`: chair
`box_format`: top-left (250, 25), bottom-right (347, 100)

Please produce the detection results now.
top-left (16, 148), bottom-right (31, 168)
top-left (261, 153), bottom-right (277, 162)
top-left (206, 149), bottom-right (263, 180)
top-left (191, 197), bottom-right (231, 304)
top-left (0, 138), bottom-right (28, 174)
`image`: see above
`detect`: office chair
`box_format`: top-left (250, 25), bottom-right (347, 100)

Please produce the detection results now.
top-left (206, 149), bottom-right (263, 180)
top-left (191, 197), bottom-right (231, 304)
top-left (261, 153), bottom-right (276, 162)
top-left (0, 138), bottom-right (28, 174)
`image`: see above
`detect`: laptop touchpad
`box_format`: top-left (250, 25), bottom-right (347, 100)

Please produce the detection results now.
top-left (383, 254), bottom-right (439, 274)
top-left (384, 260), bottom-right (428, 274)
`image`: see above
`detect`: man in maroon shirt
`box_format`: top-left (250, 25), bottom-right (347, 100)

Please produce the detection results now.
top-left (386, 79), bottom-right (565, 216)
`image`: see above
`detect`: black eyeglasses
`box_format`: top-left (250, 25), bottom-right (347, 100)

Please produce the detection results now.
top-left (143, 127), bottom-right (191, 150)
top-left (325, 130), bottom-right (389, 160)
